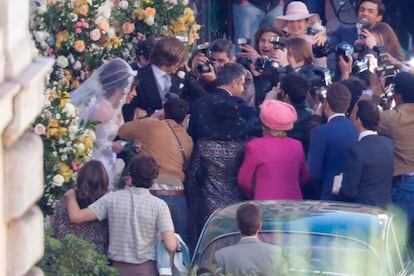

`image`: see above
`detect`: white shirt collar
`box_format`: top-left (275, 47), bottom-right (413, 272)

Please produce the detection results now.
top-left (327, 113), bottom-right (346, 122)
top-left (358, 130), bottom-right (377, 141)
top-left (221, 87), bottom-right (233, 96)
top-left (151, 64), bottom-right (169, 89)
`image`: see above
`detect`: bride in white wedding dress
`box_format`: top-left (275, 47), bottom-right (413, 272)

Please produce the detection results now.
top-left (71, 58), bottom-right (137, 189)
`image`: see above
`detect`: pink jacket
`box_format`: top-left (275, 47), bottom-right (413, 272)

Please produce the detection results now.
top-left (238, 135), bottom-right (309, 200)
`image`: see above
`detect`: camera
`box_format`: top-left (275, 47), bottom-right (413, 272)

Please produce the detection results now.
top-left (237, 38), bottom-right (253, 69)
top-left (352, 56), bottom-right (369, 73)
top-left (373, 45), bottom-right (397, 78)
top-left (335, 42), bottom-right (354, 62)
top-left (356, 19), bottom-right (371, 30)
top-left (255, 56), bottom-right (280, 72)
top-left (195, 42), bottom-right (216, 74)
top-left (270, 35), bottom-right (286, 50)
top-left (309, 67), bottom-right (331, 102)
top-left (237, 38), bottom-right (251, 47)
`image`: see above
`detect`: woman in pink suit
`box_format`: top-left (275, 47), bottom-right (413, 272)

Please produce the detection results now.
top-left (238, 99), bottom-right (309, 200)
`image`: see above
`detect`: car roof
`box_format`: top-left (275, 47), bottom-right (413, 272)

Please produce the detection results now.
top-left (198, 200), bottom-right (392, 250)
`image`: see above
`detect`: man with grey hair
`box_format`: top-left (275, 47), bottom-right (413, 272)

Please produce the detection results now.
top-left (188, 62), bottom-right (258, 143)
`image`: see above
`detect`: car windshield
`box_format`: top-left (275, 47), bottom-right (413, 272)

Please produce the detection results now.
top-left (195, 231), bottom-right (385, 275)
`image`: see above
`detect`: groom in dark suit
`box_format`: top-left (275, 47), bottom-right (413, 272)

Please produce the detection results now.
top-left (308, 83), bottom-right (358, 200)
top-left (215, 203), bottom-right (287, 275)
top-left (123, 36), bottom-right (206, 121)
top-left (335, 100), bottom-right (394, 208)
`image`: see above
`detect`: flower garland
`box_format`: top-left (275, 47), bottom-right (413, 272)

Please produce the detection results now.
top-left (31, 0), bottom-right (200, 91)
top-left (32, 84), bottom-right (97, 215)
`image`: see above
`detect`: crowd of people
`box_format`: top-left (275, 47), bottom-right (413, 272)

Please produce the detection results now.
top-left (48, 0), bottom-right (414, 275)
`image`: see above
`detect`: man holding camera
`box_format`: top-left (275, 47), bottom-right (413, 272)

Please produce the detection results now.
top-left (331, 0), bottom-right (385, 81)
top-left (364, 72), bottom-right (414, 243)
top-left (190, 39), bottom-right (256, 106)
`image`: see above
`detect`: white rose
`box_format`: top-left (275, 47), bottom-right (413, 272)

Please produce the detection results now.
top-left (98, 0), bottom-right (113, 19)
top-left (68, 13), bottom-right (78, 22)
top-left (68, 124), bottom-right (78, 134)
top-left (56, 56), bottom-right (69, 68)
top-left (34, 123), bottom-right (46, 135)
top-left (90, 28), bottom-right (101, 41)
top-left (177, 70), bottom-right (186, 79)
top-left (73, 60), bottom-right (82, 70)
top-left (55, 113), bottom-right (61, 120)
top-left (52, 151), bottom-right (58, 157)
top-left (33, 31), bottom-right (47, 42)
top-left (62, 103), bottom-right (76, 117)
top-left (181, 0), bottom-right (189, 5)
top-left (144, 16), bottom-right (155, 26)
top-left (107, 28), bottom-right (116, 39)
top-left (74, 143), bottom-right (86, 152)
top-left (119, 0), bottom-right (129, 9)
top-left (166, 0), bottom-right (177, 4)
top-left (61, 154), bottom-right (68, 161)
top-left (52, 174), bottom-right (65, 187)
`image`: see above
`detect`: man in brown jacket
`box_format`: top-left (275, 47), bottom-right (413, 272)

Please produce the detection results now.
top-left (118, 98), bottom-right (193, 243)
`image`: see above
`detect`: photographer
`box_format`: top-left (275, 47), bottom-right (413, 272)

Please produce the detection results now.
top-left (275, 1), bottom-right (330, 67)
top-left (190, 39), bottom-right (256, 106)
top-left (331, 0), bottom-right (385, 81)
top-left (238, 26), bottom-right (287, 106)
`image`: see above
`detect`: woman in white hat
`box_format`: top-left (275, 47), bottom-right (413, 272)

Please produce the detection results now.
top-left (274, 1), bottom-right (329, 67)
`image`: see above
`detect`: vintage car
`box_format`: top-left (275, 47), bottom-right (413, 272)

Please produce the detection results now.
top-left (191, 200), bottom-right (414, 275)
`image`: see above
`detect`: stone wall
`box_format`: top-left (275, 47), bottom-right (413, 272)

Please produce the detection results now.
top-left (1, 0), bottom-right (53, 275)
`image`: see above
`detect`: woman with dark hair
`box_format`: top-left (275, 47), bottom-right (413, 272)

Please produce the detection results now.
top-left (52, 160), bottom-right (109, 254)
top-left (71, 58), bottom-right (137, 189)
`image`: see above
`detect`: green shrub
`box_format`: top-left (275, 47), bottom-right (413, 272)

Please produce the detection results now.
top-left (38, 233), bottom-right (117, 275)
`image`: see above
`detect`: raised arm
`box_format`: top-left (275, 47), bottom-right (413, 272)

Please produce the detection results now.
top-left (65, 189), bottom-right (97, 223)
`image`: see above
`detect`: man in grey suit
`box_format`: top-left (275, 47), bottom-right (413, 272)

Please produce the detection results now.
top-left (214, 203), bottom-right (287, 275)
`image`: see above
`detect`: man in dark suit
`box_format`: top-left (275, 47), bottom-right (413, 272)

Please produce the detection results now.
top-left (122, 36), bottom-right (206, 121)
top-left (188, 62), bottom-right (259, 143)
top-left (214, 203), bottom-right (287, 275)
top-left (330, 0), bottom-right (385, 80)
top-left (335, 100), bottom-right (394, 208)
top-left (308, 83), bottom-right (358, 200)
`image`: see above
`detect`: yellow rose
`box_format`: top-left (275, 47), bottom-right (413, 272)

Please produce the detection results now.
top-left (111, 36), bottom-right (123, 49)
top-left (74, 40), bottom-right (85, 52)
top-left (79, 136), bottom-right (93, 149)
top-left (190, 24), bottom-right (201, 32)
top-left (132, 8), bottom-right (145, 20)
top-left (49, 119), bottom-right (59, 128)
top-left (74, 4), bottom-right (88, 16)
top-left (187, 15), bottom-right (195, 24)
top-left (55, 30), bottom-right (69, 49)
top-left (97, 19), bottom-right (110, 32)
top-left (184, 7), bottom-right (194, 17)
top-left (59, 163), bottom-right (73, 182)
top-left (122, 22), bottom-right (135, 34)
top-left (145, 7), bottom-right (156, 17)
top-left (59, 91), bottom-right (71, 107)
top-left (46, 128), bottom-right (58, 139)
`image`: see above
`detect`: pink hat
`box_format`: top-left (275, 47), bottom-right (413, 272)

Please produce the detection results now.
top-left (260, 100), bottom-right (297, 131)
top-left (274, 1), bottom-right (320, 29)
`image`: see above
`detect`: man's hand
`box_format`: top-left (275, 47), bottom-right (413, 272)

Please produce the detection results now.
top-left (361, 29), bottom-right (376, 48)
top-left (239, 44), bottom-right (260, 62)
top-left (273, 49), bottom-right (289, 67)
top-left (312, 31), bottom-right (327, 46)
top-left (112, 140), bottom-right (125, 153)
top-left (338, 55), bottom-right (353, 80)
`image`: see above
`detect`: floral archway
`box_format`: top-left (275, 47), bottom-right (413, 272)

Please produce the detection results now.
top-left (30, 0), bottom-right (200, 215)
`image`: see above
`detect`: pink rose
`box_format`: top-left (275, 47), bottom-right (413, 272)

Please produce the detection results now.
top-left (133, 142), bottom-right (142, 153)
top-left (71, 161), bottom-right (80, 171)
top-left (90, 29), bottom-right (101, 41)
top-left (75, 28), bottom-right (82, 34)
top-left (34, 123), bottom-right (46, 135)
top-left (76, 21), bottom-right (82, 27)
top-left (123, 176), bottom-right (132, 186)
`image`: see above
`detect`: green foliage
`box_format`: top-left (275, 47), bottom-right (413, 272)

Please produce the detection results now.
top-left (38, 233), bottom-right (117, 275)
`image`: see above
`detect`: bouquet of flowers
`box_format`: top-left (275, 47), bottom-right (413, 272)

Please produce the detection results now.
top-left (30, 0), bottom-right (200, 91)
top-left (32, 83), bottom-right (97, 215)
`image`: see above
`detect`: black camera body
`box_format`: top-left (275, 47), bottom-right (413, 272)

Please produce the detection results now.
top-left (335, 41), bottom-right (354, 62)
top-left (352, 56), bottom-right (369, 73)
top-left (270, 35), bottom-right (286, 50)
top-left (195, 42), bottom-right (215, 74)
top-left (237, 38), bottom-right (251, 47)
top-left (373, 45), bottom-right (397, 78)
top-left (356, 19), bottom-right (371, 30)
top-left (237, 38), bottom-right (253, 69)
top-left (309, 67), bottom-right (331, 102)
top-left (255, 56), bottom-right (280, 72)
